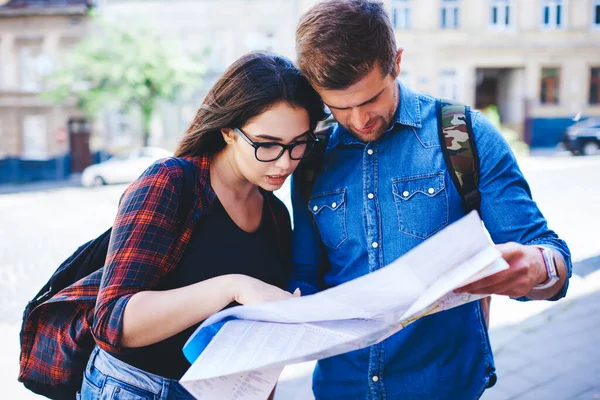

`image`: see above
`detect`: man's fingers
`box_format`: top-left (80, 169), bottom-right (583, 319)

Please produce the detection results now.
top-left (455, 268), bottom-right (513, 293)
top-left (496, 242), bottom-right (524, 261)
top-left (464, 281), bottom-right (515, 296)
top-left (469, 280), bottom-right (530, 297)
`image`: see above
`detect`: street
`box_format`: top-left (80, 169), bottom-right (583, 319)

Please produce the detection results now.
top-left (1, 154), bottom-right (599, 399)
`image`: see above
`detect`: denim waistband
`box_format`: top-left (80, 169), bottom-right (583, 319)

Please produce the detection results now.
top-left (90, 346), bottom-right (192, 399)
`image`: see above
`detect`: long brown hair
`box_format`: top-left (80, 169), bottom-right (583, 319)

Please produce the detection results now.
top-left (175, 52), bottom-right (326, 157)
top-left (296, 0), bottom-right (397, 90)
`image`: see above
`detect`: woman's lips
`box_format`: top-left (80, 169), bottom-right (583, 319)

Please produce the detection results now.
top-left (266, 174), bottom-right (289, 185)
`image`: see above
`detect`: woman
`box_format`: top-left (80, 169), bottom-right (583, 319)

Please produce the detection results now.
top-left (80, 52), bottom-right (326, 399)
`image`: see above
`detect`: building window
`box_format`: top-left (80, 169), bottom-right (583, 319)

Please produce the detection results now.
top-left (594, 0), bottom-right (600, 27)
top-left (542, 0), bottom-right (565, 29)
top-left (590, 67), bottom-right (600, 105)
top-left (392, 0), bottom-right (411, 30)
top-left (439, 69), bottom-right (459, 100)
top-left (22, 115), bottom-right (48, 159)
top-left (540, 68), bottom-right (560, 104)
top-left (441, 0), bottom-right (459, 29)
top-left (490, 0), bottom-right (511, 28)
top-left (19, 44), bottom-right (53, 92)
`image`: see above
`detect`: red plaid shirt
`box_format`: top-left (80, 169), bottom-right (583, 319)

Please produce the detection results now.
top-left (19, 155), bottom-right (292, 391)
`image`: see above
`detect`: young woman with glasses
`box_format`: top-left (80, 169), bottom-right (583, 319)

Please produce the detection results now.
top-left (80, 52), bottom-right (326, 399)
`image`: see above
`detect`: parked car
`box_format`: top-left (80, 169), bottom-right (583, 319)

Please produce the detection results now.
top-left (562, 118), bottom-right (600, 156)
top-left (81, 147), bottom-right (172, 187)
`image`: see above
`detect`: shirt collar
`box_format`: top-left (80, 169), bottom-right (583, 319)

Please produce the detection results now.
top-left (329, 80), bottom-right (422, 149)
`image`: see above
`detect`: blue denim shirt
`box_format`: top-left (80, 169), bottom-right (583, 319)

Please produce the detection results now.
top-left (289, 82), bottom-right (571, 399)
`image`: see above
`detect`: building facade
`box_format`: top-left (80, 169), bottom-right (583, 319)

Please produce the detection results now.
top-left (0, 0), bottom-right (312, 183)
top-left (387, 0), bottom-right (600, 146)
top-left (2, 0), bottom-right (598, 183)
top-left (0, 0), bottom-right (94, 183)
top-left (94, 0), bottom-right (310, 154)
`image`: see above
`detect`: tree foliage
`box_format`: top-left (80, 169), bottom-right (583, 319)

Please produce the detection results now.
top-left (44, 20), bottom-right (205, 145)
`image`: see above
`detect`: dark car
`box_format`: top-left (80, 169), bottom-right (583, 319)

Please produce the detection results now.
top-left (562, 118), bottom-right (600, 156)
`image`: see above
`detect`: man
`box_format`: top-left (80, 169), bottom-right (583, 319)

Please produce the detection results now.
top-left (289, 1), bottom-right (572, 399)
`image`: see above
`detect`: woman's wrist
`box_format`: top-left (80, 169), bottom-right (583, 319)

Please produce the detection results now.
top-left (224, 274), bottom-right (246, 303)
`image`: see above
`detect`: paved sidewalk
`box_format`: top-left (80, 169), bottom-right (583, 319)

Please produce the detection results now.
top-left (482, 291), bottom-right (600, 400)
top-left (0, 174), bottom-right (82, 195)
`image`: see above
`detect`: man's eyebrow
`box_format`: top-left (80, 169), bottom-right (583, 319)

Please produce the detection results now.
top-left (325, 88), bottom-right (385, 111)
top-left (254, 130), bottom-right (311, 142)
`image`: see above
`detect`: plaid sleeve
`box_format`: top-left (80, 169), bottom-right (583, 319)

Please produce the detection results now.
top-left (91, 159), bottom-right (185, 353)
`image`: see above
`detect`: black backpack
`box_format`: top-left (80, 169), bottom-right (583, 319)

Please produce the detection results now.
top-left (18, 157), bottom-right (196, 399)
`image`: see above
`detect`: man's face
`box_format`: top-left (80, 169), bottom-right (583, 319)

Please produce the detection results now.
top-left (317, 61), bottom-right (400, 143)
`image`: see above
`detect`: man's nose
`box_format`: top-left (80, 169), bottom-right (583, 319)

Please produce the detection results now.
top-left (351, 108), bottom-right (370, 129)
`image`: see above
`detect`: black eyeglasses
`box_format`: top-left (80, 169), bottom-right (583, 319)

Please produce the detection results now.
top-left (234, 127), bottom-right (318, 162)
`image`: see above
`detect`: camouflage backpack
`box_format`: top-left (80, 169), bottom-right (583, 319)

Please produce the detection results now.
top-left (295, 99), bottom-right (490, 325)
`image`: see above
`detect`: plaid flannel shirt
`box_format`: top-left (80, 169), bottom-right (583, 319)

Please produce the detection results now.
top-left (20, 155), bottom-right (292, 390)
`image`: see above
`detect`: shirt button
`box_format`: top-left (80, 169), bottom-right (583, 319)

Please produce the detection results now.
top-left (331, 202), bottom-right (337, 208)
top-left (372, 376), bottom-right (379, 382)
top-left (428, 187), bottom-right (435, 194)
top-left (403, 191), bottom-right (409, 197)
top-left (367, 149), bottom-right (374, 155)
top-left (371, 242), bottom-right (379, 248)
top-left (368, 193), bottom-right (374, 199)
top-left (313, 206), bottom-right (318, 211)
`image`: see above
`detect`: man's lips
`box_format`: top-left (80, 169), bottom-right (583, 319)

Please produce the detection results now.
top-left (355, 120), bottom-right (377, 134)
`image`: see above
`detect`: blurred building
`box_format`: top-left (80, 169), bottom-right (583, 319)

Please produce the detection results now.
top-left (0, 0), bottom-right (319, 183)
top-left (387, 0), bottom-right (600, 147)
top-left (2, 0), bottom-right (598, 183)
top-left (94, 0), bottom-right (314, 153)
top-left (0, 0), bottom-right (94, 183)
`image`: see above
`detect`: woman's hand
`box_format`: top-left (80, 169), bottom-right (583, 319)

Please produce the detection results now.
top-left (232, 275), bottom-right (300, 306)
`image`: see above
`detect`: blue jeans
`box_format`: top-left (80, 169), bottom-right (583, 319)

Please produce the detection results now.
top-left (79, 346), bottom-right (195, 399)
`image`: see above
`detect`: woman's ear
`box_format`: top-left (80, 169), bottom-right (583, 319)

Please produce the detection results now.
top-left (221, 128), bottom-right (234, 144)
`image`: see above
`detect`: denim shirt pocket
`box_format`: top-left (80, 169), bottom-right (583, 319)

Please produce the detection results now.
top-left (392, 173), bottom-right (449, 239)
top-left (309, 189), bottom-right (348, 249)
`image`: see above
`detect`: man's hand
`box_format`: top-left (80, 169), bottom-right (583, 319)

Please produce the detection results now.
top-left (455, 242), bottom-right (547, 298)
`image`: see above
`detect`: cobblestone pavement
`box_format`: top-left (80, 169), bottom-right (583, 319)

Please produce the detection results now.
top-left (2, 155), bottom-right (599, 399)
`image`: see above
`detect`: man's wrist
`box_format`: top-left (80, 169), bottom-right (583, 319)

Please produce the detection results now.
top-left (531, 246), bottom-right (560, 290)
top-left (533, 248), bottom-right (549, 285)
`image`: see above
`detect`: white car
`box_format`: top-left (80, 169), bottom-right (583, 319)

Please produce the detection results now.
top-left (81, 147), bottom-right (172, 187)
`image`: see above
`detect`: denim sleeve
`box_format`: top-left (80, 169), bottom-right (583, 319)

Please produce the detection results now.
top-left (472, 111), bottom-right (572, 301)
top-left (287, 174), bottom-right (326, 296)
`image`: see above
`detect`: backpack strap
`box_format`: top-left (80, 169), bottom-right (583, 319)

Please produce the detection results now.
top-left (293, 126), bottom-right (334, 283)
top-left (263, 192), bottom-right (292, 265)
top-left (437, 100), bottom-right (490, 327)
top-left (175, 157), bottom-right (196, 223)
top-left (295, 126), bottom-right (333, 205)
top-left (436, 99), bottom-right (481, 214)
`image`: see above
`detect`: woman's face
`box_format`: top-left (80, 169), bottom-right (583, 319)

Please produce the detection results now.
top-left (226, 102), bottom-right (312, 191)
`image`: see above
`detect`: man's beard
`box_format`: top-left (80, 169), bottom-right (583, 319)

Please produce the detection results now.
top-left (343, 86), bottom-right (399, 141)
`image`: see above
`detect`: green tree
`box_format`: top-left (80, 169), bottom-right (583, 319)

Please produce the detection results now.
top-left (44, 21), bottom-right (205, 146)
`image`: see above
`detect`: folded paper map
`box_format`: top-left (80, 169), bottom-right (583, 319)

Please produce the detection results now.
top-left (179, 211), bottom-right (508, 399)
